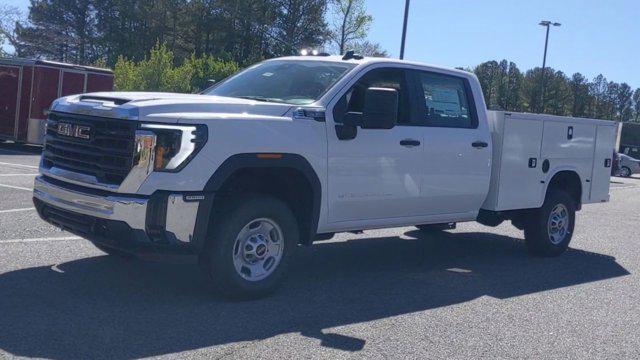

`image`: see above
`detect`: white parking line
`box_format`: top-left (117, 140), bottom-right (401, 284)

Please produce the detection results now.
top-left (0, 161), bottom-right (39, 169)
top-left (0, 183), bottom-right (32, 191)
top-left (0, 207), bottom-right (35, 213)
top-left (0, 236), bottom-right (82, 244)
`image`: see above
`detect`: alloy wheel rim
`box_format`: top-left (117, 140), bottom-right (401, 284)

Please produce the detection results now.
top-left (232, 218), bottom-right (284, 282)
top-left (547, 203), bottom-right (569, 245)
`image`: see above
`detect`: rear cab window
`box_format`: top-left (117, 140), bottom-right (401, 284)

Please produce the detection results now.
top-left (411, 70), bottom-right (478, 128)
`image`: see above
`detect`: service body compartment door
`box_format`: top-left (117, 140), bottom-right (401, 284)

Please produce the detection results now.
top-left (541, 121), bottom-right (596, 159)
top-left (541, 120), bottom-right (596, 204)
top-left (0, 65), bottom-right (20, 138)
top-left (496, 116), bottom-right (544, 210)
top-left (590, 125), bottom-right (616, 202)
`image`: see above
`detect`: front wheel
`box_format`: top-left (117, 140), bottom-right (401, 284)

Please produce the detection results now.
top-left (200, 195), bottom-right (298, 299)
top-left (524, 190), bottom-right (575, 257)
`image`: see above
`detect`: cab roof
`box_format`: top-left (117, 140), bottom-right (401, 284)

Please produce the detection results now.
top-left (269, 55), bottom-right (473, 78)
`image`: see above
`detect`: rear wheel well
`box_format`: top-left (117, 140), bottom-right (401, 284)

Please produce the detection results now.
top-left (213, 167), bottom-right (316, 245)
top-left (547, 171), bottom-right (582, 210)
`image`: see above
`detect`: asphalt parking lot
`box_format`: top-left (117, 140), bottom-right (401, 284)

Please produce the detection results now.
top-left (0, 142), bottom-right (639, 359)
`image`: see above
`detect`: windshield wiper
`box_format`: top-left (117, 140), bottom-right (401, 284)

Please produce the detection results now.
top-left (235, 96), bottom-right (282, 103)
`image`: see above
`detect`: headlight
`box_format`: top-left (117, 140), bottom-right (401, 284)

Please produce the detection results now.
top-left (140, 123), bottom-right (207, 172)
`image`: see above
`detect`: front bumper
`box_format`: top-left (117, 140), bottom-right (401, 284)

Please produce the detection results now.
top-left (33, 176), bottom-right (208, 255)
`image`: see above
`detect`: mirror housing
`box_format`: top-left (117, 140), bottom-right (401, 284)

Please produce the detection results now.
top-left (361, 87), bottom-right (398, 129)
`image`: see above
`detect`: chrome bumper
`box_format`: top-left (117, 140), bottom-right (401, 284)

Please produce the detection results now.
top-left (33, 176), bottom-right (200, 244)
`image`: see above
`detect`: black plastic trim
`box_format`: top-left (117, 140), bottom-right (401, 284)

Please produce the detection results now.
top-left (203, 153), bottom-right (322, 245)
top-left (145, 192), bottom-right (169, 243)
top-left (190, 193), bottom-right (215, 252)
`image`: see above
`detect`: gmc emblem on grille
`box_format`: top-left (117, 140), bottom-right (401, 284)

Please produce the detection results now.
top-left (57, 123), bottom-right (91, 140)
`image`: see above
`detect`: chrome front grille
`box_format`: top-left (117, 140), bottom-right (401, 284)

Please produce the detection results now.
top-left (43, 112), bottom-right (137, 186)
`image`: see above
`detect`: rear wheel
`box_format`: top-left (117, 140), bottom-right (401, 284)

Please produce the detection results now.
top-left (524, 190), bottom-right (575, 257)
top-left (200, 195), bottom-right (298, 299)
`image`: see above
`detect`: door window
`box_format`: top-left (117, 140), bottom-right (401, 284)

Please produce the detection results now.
top-left (335, 67), bottom-right (411, 124)
top-left (415, 71), bottom-right (477, 128)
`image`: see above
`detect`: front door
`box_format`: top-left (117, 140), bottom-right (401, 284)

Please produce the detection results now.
top-left (0, 65), bottom-right (20, 138)
top-left (326, 67), bottom-right (426, 224)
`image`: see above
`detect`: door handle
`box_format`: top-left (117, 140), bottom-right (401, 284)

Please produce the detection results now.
top-left (400, 139), bottom-right (421, 147)
top-left (471, 141), bottom-right (488, 148)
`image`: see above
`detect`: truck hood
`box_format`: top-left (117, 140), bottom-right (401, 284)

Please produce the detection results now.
top-left (50, 91), bottom-right (294, 123)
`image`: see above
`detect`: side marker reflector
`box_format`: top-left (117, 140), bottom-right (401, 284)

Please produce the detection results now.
top-left (256, 153), bottom-right (283, 159)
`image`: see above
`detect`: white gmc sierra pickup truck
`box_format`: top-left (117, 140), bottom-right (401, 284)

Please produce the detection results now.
top-left (33, 53), bottom-right (617, 298)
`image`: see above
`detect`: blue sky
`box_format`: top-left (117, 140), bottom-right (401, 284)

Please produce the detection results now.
top-left (367, 0), bottom-right (639, 88)
top-left (4, 0), bottom-right (639, 88)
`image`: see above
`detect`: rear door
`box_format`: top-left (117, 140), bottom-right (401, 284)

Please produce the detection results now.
top-left (0, 65), bottom-right (20, 138)
top-left (410, 70), bottom-right (492, 215)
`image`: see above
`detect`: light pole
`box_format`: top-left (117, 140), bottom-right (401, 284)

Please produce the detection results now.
top-left (538, 20), bottom-right (561, 113)
top-left (400, 0), bottom-right (410, 59)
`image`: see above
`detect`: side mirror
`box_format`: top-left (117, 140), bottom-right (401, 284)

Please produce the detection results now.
top-left (361, 87), bottom-right (398, 129)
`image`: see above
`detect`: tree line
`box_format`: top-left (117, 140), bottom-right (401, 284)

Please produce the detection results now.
top-left (471, 60), bottom-right (640, 122)
top-left (0, 0), bottom-right (384, 66)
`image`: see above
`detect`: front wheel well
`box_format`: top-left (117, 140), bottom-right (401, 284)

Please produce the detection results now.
top-left (213, 167), bottom-right (317, 245)
top-left (546, 171), bottom-right (582, 210)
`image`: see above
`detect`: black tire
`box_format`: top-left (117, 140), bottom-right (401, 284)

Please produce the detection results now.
top-left (620, 166), bottom-right (632, 178)
top-left (93, 243), bottom-right (136, 259)
top-left (200, 194), bottom-right (298, 300)
top-left (524, 189), bottom-right (575, 257)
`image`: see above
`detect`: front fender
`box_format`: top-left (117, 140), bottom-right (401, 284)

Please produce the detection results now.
top-left (190, 153), bottom-right (322, 249)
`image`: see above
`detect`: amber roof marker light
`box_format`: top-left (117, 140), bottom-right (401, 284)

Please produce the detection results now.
top-left (256, 153), bottom-right (283, 159)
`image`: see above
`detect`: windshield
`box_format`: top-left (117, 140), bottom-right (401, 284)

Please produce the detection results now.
top-left (204, 60), bottom-right (356, 105)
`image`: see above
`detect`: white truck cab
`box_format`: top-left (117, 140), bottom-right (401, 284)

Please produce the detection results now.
top-left (33, 54), bottom-right (617, 298)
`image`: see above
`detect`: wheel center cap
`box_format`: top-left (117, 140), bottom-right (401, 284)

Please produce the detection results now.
top-left (256, 244), bottom-right (267, 257)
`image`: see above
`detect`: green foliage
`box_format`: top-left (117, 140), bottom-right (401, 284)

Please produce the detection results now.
top-left (113, 43), bottom-right (239, 93)
top-left (184, 54), bottom-right (240, 92)
top-left (13, 0), bottom-right (331, 66)
top-left (113, 56), bottom-right (144, 91)
top-left (329, 0), bottom-right (374, 54)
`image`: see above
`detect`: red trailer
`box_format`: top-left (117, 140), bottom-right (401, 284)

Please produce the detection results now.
top-left (0, 58), bottom-right (114, 145)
